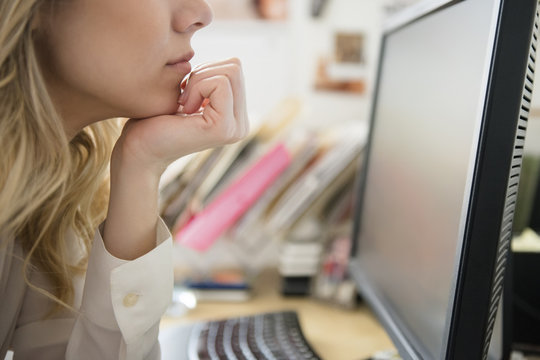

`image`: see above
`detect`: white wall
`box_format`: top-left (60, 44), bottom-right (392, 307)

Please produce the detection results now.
top-left (190, 0), bottom-right (384, 129)
top-left (287, 0), bottom-right (383, 130)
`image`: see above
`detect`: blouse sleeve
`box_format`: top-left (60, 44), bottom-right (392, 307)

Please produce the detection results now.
top-left (11, 218), bottom-right (174, 360)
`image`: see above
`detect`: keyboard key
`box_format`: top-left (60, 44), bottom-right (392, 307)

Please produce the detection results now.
top-left (188, 311), bottom-right (321, 360)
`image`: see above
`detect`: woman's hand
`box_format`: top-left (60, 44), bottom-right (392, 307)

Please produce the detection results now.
top-left (103, 58), bottom-right (249, 260)
top-left (113, 58), bottom-right (249, 176)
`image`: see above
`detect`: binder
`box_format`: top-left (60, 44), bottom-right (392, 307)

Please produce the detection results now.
top-left (176, 142), bottom-right (293, 251)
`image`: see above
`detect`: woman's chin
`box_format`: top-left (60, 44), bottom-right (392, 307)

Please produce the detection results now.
top-left (127, 99), bottom-right (180, 119)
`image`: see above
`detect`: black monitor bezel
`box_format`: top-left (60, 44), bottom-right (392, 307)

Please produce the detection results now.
top-left (349, 0), bottom-right (538, 359)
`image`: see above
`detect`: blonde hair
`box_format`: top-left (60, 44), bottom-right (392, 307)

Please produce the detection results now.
top-left (0, 0), bottom-right (121, 312)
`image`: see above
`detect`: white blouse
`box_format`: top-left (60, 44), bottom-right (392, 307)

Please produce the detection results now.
top-left (0, 219), bottom-right (173, 360)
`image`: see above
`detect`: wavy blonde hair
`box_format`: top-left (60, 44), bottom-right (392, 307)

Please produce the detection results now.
top-left (0, 0), bottom-right (121, 312)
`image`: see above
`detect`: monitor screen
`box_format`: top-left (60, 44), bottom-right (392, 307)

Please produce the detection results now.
top-left (349, 0), bottom-right (538, 359)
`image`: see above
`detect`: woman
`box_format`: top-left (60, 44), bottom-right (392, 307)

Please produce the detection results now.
top-left (0, 0), bottom-right (248, 358)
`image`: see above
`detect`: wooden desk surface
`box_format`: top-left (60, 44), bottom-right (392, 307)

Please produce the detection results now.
top-left (161, 269), bottom-right (394, 360)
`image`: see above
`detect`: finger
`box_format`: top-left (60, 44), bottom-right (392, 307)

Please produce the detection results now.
top-left (181, 75), bottom-right (234, 119)
top-left (180, 62), bottom-right (246, 121)
top-left (180, 62), bottom-right (243, 103)
top-left (179, 58), bottom-right (240, 95)
top-left (183, 76), bottom-right (248, 143)
top-left (185, 71), bottom-right (249, 138)
top-left (176, 98), bottom-right (210, 114)
top-left (181, 66), bottom-right (244, 120)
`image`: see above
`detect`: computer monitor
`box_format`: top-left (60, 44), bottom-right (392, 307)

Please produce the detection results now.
top-left (349, 0), bottom-right (539, 359)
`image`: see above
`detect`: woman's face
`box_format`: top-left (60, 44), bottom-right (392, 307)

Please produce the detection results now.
top-left (35, 0), bottom-right (213, 129)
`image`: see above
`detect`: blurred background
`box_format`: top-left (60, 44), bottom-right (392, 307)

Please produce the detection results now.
top-left (160, 0), bottom-right (540, 308)
top-left (163, 0), bottom-right (395, 278)
top-left (189, 0), bottom-right (423, 133)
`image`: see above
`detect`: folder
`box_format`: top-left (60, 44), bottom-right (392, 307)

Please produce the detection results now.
top-left (265, 133), bottom-right (365, 233)
top-left (231, 131), bottom-right (322, 250)
top-left (176, 142), bottom-right (293, 251)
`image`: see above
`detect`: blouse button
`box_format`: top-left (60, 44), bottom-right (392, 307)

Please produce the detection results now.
top-left (123, 293), bottom-right (139, 307)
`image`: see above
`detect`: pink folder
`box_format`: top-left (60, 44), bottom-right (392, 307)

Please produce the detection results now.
top-left (175, 142), bottom-right (292, 251)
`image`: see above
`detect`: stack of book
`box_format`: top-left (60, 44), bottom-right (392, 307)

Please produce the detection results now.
top-left (158, 97), bottom-right (368, 292)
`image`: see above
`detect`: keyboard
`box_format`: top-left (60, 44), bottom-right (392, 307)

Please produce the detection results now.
top-left (186, 310), bottom-right (322, 360)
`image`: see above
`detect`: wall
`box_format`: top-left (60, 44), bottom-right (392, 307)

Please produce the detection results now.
top-left (189, 0), bottom-right (384, 128)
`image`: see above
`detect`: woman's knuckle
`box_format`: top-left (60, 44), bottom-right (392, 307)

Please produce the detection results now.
top-left (219, 74), bottom-right (229, 83)
top-left (228, 57), bottom-right (241, 66)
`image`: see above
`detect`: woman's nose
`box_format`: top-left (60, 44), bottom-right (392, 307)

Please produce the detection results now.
top-left (173, 0), bottom-right (213, 33)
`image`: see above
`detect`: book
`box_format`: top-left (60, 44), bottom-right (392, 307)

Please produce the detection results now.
top-left (180, 269), bottom-right (252, 302)
top-left (265, 129), bottom-right (365, 234)
top-left (161, 147), bottom-right (225, 230)
top-left (231, 130), bottom-right (322, 250)
top-left (175, 142), bottom-right (293, 251)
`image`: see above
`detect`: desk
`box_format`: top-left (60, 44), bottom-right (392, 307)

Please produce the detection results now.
top-left (161, 269), bottom-right (394, 360)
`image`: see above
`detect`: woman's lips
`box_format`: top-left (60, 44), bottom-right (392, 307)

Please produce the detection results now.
top-left (166, 60), bottom-right (192, 74)
top-left (166, 51), bottom-right (194, 75)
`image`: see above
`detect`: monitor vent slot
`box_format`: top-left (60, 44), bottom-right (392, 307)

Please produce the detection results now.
top-left (482, 4), bottom-right (539, 359)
